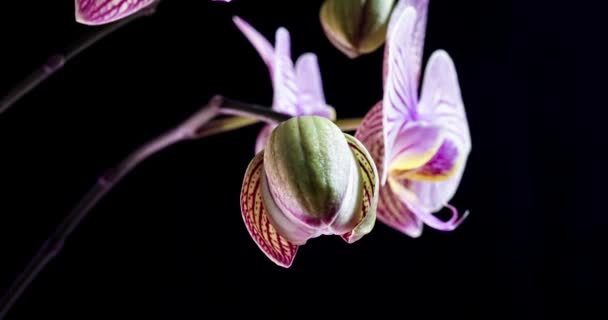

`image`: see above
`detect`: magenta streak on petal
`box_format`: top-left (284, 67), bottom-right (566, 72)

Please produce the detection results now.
top-left (76, 0), bottom-right (155, 25)
top-left (241, 156), bottom-right (297, 267)
top-left (253, 173), bottom-right (282, 263)
top-left (348, 142), bottom-right (375, 183)
top-left (415, 139), bottom-right (459, 177)
top-left (379, 186), bottom-right (422, 236)
top-left (89, 0), bottom-right (112, 16)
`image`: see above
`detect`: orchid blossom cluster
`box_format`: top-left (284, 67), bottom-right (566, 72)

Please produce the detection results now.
top-left (1, 3), bottom-right (472, 312)
top-left (73, 0), bottom-right (471, 267)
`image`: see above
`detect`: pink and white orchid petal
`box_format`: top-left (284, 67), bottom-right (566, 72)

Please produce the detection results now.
top-left (241, 152), bottom-right (298, 268)
top-left (379, 183), bottom-right (423, 237)
top-left (418, 50), bottom-right (470, 150)
top-left (355, 102), bottom-right (385, 176)
top-left (354, 103), bottom-right (422, 237)
top-left (295, 53), bottom-right (331, 118)
top-left (232, 16), bottom-right (275, 75)
top-left (383, 0), bottom-right (429, 86)
top-left (389, 121), bottom-right (444, 175)
top-left (272, 28), bottom-right (298, 115)
top-left (382, 7), bottom-right (420, 183)
top-left (340, 134), bottom-right (379, 243)
top-left (388, 177), bottom-right (468, 231)
top-left (75, 0), bottom-right (156, 25)
top-left (254, 124), bottom-right (274, 154)
top-left (413, 50), bottom-right (471, 211)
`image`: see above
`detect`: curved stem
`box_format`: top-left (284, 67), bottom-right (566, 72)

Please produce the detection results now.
top-left (195, 116), bottom-right (259, 139)
top-left (195, 116), bottom-right (364, 139)
top-left (0, 4), bottom-right (157, 117)
top-left (0, 95), bottom-right (289, 319)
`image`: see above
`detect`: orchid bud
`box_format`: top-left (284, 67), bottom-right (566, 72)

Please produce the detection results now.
top-left (241, 116), bottom-right (379, 267)
top-left (320, 0), bottom-right (395, 59)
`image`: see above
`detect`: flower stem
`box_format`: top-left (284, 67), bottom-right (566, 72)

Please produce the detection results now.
top-left (335, 118), bottom-right (363, 132)
top-left (0, 4), bottom-right (158, 117)
top-left (0, 95), bottom-right (289, 319)
top-left (195, 116), bottom-right (364, 138)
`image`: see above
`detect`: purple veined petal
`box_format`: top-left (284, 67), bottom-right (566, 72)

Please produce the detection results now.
top-left (241, 152), bottom-right (298, 268)
top-left (418, 50), bottom-right (470, 150)
top-left (383, 0), bottom-right (429, 89)
top-left (75, 0), bottom-right (156, 25)
top-left (413, 50), bottom-right (471, 211)
top-left (388, 177), bottom-right (468, 231)
top-left (340, 134), bottom-right (379, 243)
top-left (388, 121), bottom-right (444, 177)
top-left (295, 53), bottom-right (331, 118)
top-left (233, 16), bottom-right (275, 75)
top-left (379, 183), bottom-right (423, 237)
top-left (382, 7), bottom-right (420, 183)
top-left (272, 28), bottom-right (298, 115)
top-left (354, 103), bottom-right (423, 237)
top-left (254, 124), bottom-right (275, 154)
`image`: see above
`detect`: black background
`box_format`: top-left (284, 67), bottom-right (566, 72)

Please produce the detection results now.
top-left (0, 1), bottom-right (606, 319)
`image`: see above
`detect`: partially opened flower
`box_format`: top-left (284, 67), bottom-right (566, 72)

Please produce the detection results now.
top-left (355, 1), bottom-right (471, 238)
top-left (75, 0), bottom-right (231, 25)
top-left (241, 116), bottom-right (379, 267)
top-left (233, 17), bottom-right (335, 153)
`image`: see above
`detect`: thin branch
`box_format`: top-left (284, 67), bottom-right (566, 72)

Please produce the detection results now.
top-left (0, 95), bottom-right (289, 319)
top-left (0, 4), bottom-right (157, 117)
top-left (334, 118), bottom-right (363, 132)
top-left (195, 115), bottom-right (363, 139)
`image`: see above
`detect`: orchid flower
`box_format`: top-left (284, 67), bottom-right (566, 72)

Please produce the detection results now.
top-left (75, 0), bottom-right (231, 25)
top-left (241, 116), bottom-right (379, 267)
top-left (233, 17), bottom-right (335, 153)
top-left (355, 0), bottom-right (471, 238)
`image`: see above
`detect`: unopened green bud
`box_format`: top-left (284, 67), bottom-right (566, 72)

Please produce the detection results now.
top-left (264, 116), bottom-right (356, 225)
top-left (320, 0), bottom-right (395, 59)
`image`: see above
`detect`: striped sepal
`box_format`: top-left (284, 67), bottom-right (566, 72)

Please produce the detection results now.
top-left (240, 152), bottom-right (298, 268)
top-left (75, 0), bottom-right (155, 25)
top-left (341, 134), bottom-right (379, 243)
top-left (355, 102), bottom-right (423, 238)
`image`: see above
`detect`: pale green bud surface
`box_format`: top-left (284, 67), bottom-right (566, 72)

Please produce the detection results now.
top-left (264, 116), bottom-right (356, 224)
top-left (320, 0), bottom-right (395, 58)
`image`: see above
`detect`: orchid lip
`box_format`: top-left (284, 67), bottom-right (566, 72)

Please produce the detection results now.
top-left (388, 177), bottom-right (469, 232)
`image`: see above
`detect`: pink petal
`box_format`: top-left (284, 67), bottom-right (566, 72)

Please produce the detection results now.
top-left (340, 134), bottom-right (379, 243)
top-left (254, 124), bottom-right (274, 154)
top-left (382, 7), bottom-right (421, 183)
top-left (295, 53), bottom-right (332, 118)
top-left (272, 28), bottom-right (298, 115)
top-left (383, 0), bottom-right (429, 87)
top-left (240, 152), bottom-right (298, 268)
top-left (413, 50), bottom-right (471, 211)
top-left (355, 102), bottom-right (423, 237)
top-left (355, 102), bottom-right (386, 177)
top-left (388, 121), bottom-right (444, 175)
top-left (75, 0), bottom-right (155, 25)
top-left (232, 16), bottom-right (275, 75)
